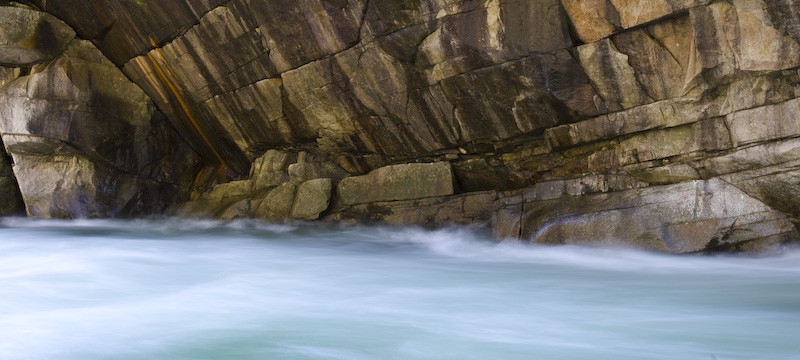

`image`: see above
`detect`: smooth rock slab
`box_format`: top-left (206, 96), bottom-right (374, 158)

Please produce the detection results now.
top-left (331, 191), bottom-right (498, 227)
top-left (337, 162), bottom-right (454, 205)
top-left (11, 154), bottom-right (131, 218)
top-left (496, 178), bottom-right (798, 253)
top-left (726, 98), bottom-right (800, 147)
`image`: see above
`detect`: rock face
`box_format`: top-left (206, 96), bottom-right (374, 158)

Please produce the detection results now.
top-left (0, 6), bottom-right (75, 66)
top-left (0, 7), bottom-right (201, 218)
top-left (0, 1), bottom-right (797, 252)
top-left (110, 0), bottom-right (601, 176)
top-left (495, 179), bottom-right (796, 253)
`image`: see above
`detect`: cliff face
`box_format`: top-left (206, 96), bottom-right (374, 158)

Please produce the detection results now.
top-left (1, 0), bottom-right (799, 252)
top-left (0, 6), bottom-right (201, 217)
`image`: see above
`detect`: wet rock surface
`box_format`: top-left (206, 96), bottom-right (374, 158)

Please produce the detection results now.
top-left (0, 1), bottom-right (798, 252)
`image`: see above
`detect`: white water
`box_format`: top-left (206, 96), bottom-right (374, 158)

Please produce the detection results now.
top-left (1, 218), bottom-right (798, 360)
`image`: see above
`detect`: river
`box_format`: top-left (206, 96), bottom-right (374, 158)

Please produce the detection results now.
top-left (1, 218), bottom-right (798, 360)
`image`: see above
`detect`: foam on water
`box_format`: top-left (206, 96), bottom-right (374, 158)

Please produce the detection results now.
top-left (1, 218), bottom-right (798, 360)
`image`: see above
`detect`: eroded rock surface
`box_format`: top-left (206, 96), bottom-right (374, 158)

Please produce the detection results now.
top-left (0, 1), bottom-right (797, 252)
top-left (0, 6), bottom-right (75, 66)
top-left (495, 179), bottom-right (796, 253)
top-left (0, 14), bottom-right (201, 218)
top-left (337, 162), bottom-right (454, 205)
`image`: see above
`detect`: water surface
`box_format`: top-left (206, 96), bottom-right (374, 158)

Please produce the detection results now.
top-left (1, 218), bottom-right (798, 360)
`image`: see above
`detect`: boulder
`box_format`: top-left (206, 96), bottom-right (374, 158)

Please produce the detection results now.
top-left (10, 154), bottom-right (133, 218)
top-left (287, 152), bottom-right (350, 183)
top-left (337, 162), bottom-right (454, 205)
top-left (217, 198), bottom-right (251, 221)
top-left (253, 182), bottom-right (297, 221)
top-left (0, 39), bottom-right (200, 218)
top-left (171, 194), bottom-right (251, 219)
top-left (290, 178), bottom-right (332, 220)
top-left (331, 191), bottom-right (498, 227)
top-left (206, 180), bottom-right (253, 200)
top-left (250, 150), bottom-right (296, 190)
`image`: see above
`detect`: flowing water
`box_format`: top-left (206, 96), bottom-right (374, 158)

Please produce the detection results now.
top-left (0, 218), bottom-right (798, 360)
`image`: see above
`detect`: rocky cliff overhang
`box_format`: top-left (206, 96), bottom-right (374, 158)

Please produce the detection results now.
top-left (1, 0), bottom-right (799, 253)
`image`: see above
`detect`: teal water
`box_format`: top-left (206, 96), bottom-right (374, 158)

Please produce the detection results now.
top-left (0, 218), bottom-right (798, 360)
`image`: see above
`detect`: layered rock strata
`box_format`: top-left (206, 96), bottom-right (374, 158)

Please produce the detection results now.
top-left (0, 1), bottom-right (796, 252)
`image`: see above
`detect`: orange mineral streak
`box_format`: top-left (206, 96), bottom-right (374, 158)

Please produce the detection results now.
top-left (189, 167), bottom-right (219, 199)
top-left (131, 58), bottom-right (170, 106)
top-left (142, 38), bottom-right (229, 183)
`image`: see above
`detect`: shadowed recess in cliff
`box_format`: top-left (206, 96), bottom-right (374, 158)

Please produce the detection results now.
top-left (128, 38), bottom-right (250, 178)
top-left (0, 137), bottom-right (24, 216)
